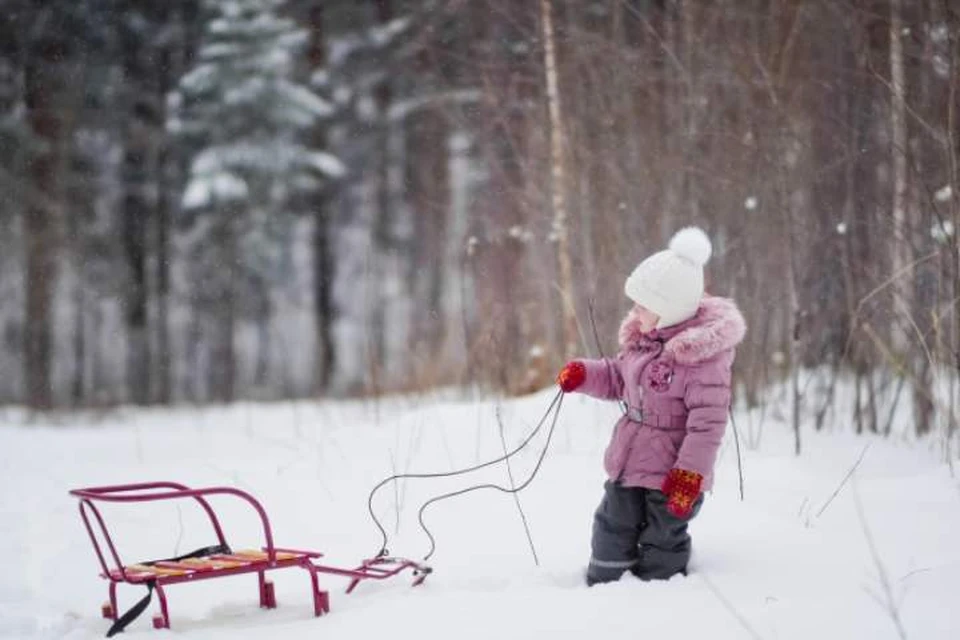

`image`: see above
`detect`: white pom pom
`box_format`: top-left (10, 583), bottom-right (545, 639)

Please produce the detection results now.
top-left (668, 226), bottom-right (712, 266)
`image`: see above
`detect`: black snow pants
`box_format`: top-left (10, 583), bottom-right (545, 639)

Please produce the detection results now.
top-left (586, 480), bottom-right (703, 586)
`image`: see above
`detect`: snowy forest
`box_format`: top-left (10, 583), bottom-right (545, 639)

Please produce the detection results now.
top-left (0, 0), bottom-right (957, 441)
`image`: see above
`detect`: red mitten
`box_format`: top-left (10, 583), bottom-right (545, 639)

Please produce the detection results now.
top-left (556, 361), bottom-right (586, 393)
top-left (661, 468), bottom-right (703, 518)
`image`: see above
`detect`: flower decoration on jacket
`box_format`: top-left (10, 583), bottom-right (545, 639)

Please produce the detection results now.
top-left (646, 360), bottom-right (674, 393)
top-left (661, 468), bottom-right (703, 518)
top-left (557, 361), bottom-right (586, 393)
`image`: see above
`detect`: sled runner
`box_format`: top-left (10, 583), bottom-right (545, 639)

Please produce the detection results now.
top-left (70, 482), bottom-right (430, 635)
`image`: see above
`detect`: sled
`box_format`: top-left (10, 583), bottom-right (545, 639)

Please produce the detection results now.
top-left (70, 482), bottom-right (430, 634)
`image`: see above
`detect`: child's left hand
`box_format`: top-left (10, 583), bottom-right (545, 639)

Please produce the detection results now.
top-left (661, 468), bottom-right (703, 518)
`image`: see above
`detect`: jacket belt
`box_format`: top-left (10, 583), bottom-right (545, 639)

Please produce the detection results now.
top-left (625, 407), bottom-right (687, 431)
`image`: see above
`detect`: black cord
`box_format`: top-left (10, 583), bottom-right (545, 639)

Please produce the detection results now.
top-left (588, 300), bottom-right (628, 416)
top-left (366, 389), bottom-right (565, 558)
top-left (416, 392), bottom-right (565, 561)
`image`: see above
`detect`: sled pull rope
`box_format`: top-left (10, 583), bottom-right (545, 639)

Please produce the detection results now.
top-left (587, 300), bottom-right (629, 417)
top-left (366, 389), bottom-right (565, 559)
top-left (416, 392), bottom-right (565, 561)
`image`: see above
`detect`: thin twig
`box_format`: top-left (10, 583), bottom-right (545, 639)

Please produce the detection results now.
top-left (552, 281), bottom-right (591, 356)
top-left (860, 322), bottom-right (953, 429)
top-left (840, 251), bottom-right (940, 364)
top-left (881, 375), bottom-right (907, 437)
top-left (816, 444), bottom-right (870, 518)
top-left (617, 0), bottom-right (692, 88)
top-left (412, 393), bottom-right (564, 561)
top-left (496, 405), bottom-right (539, 566)
top-left (389, 449), bottom-right (401, 535)
top-left (853, 482), bottom-right (909, 640)
top-left (729, 408), bottom-right (745, 501)
top-left (586, 299), bottom-right (606, 359)
top-left (174, 505), bottom-right (184, 557)
top-left (699, 573), bottom-right (765, 640)
top-left (866, 58), bottom-right (945, 142)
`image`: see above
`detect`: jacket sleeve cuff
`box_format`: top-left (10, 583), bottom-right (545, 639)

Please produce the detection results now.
top-left (579, 358), bottom-right (623, 400)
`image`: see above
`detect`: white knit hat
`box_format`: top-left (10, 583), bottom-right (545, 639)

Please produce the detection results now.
top-left (623, 227), bottom-right (713, 329)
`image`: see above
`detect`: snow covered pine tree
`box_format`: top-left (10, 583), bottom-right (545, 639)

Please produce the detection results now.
top-left (169, 0), bottom-right (343, 401)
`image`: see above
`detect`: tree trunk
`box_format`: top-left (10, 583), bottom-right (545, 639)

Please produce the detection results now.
top-left (121, 184), bottom-right (151, 405)
top-left (254, 291), bottom-right (271, 392)
top-left (69, 209), bottom-right (85, 406)
top-left (680, 0), bottom-right (701, 223)
top-left (313, 202), bottom-right (336, 391)
top-left (889, 0), bottom-right (910, 345)
top-left (307, 2), bottom-right (337, 392)
top-left (121, 24), bottom-right (152, 405)
top-left (155, 39), bottom-right (175, 405)
top-left (209, 213), bottom-right (237, 403)
top-left (168, 0), bottom-right (202, 403)
top-left (368, 0), bottom-right (395, 394)
top-left (945, 3), bottom-right (960, 443)
top-left (406, 106), bottom-right (450, 372)
top-left (472, 1), bottom-right (538, 391)
top-left (540, 0), bottom-right (577, 361)
top-left (23, 33), bottom-right (67, 410)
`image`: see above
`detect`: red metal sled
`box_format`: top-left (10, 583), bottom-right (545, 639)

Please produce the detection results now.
top-left (70, 482), bottom-right (429, 632)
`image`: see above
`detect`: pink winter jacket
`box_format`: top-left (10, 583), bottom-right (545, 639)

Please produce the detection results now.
top-left (576, 296), bottom-right (746, 491)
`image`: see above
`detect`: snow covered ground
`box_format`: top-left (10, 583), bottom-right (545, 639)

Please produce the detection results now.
top-left (1, 388), bottom-right (958, 639)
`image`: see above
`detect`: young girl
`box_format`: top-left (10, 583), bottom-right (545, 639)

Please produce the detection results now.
top-left (557, 227), bottom-right (745, 585)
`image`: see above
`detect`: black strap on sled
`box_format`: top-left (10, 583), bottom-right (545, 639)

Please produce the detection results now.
top-left (106, 543), bottom-right (231, 637)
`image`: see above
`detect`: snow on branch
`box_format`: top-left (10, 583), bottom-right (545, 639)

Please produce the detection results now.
top-left (279, 82), bottom-right (335, 119)
top-left (370, 17), bottom-right (412, 48)
top-left (183, 171), bottom-right (249, 209)
top-left (388, 89), bottom-right (482, 123)
top-left (304, 152), bottom-right (347, 179)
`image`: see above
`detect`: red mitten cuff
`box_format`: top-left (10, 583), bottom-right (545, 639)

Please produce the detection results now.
top-left (661, 468), bottom-right (703, 519)
top-left (557, 361), bottom-right (586, 393)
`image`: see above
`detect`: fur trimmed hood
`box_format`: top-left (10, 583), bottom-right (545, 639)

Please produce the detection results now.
top-left (618, 295), bottom-right (746, 365)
